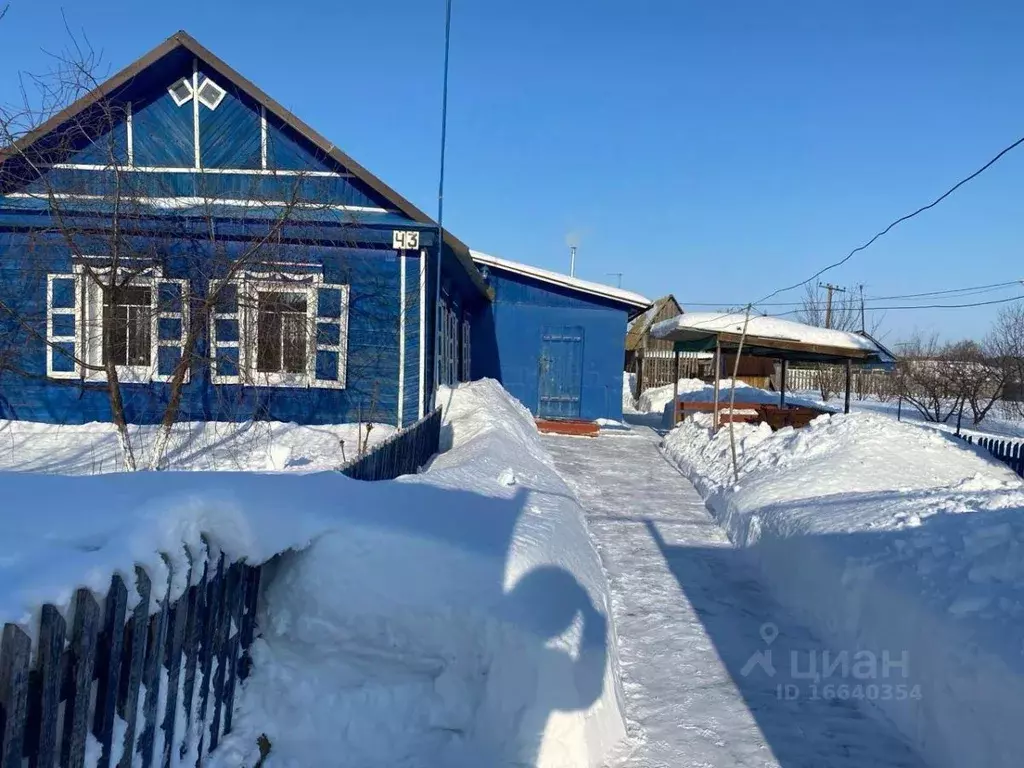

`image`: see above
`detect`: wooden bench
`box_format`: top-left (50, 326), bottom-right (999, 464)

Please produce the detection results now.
top-left (673, 399), bottom-right (830, 430)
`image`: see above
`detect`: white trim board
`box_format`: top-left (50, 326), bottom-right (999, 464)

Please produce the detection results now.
top-left (4, 192), bottom-right (389, 214)
top-left (470, 249), bottom-right (651, 309)
top-left (418, 248), bottom-right (426, 419)
top-left (398, 251), bottom-right (406, 427)
top-left (43, 163), bottom-right (350, 178)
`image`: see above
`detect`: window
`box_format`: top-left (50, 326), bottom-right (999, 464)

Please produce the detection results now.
top-left (45, 265), bottom-right (188, 383)
top-left (437, 301), bottom-right (460, 387)
top-left (168, 78), bottom-right (194, 106)
top-left (256, 292), bottom-right (308, 375)
top-left (210, 273), bottom-right (348, 388)
top-left (104, 286), bottom-right (152, 367)
top-left (196, 77), bottom-right (227, 110)
top-left (461, 317), bottom-right (472, 382)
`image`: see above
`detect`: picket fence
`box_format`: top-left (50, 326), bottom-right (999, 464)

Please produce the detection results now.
top-left (956, 434), bottom-right (1024, 478)
top-left (0, 549), bottom-right (261, 768)
top-left (340, 408), bottom-right (443, 482)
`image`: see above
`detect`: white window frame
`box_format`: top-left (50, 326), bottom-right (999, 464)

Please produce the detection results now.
top-left (210, 271), bottom-right (348, 389)
top-left (46, 264), bottom-right (189, 384)
top-left (196, 77), bottom-right (227, 110)
top-left (168, 77), bottom-right (194, 107)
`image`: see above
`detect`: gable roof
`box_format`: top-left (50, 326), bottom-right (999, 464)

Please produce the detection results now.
top-left (0, 30), bottom-right (491, 299)
top-left (470, 250), bottom-right (651, 311)
top-left (625, 294), bottom-right (682, 350)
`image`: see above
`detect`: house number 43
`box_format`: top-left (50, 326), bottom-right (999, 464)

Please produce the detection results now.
top-left (392, 230), bottom-right (420, 250)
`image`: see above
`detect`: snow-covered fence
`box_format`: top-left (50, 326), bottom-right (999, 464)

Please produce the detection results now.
top-left (957, 434), bottom-right (1024, 478)
top-left (0, 552), bottom-right (261, 768)
top-left (340, 407), bottom-right (442, 481)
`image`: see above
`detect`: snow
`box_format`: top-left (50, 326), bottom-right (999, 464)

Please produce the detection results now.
top-left (651, 311), bottom-right (882, 354)
top-left (0, 419), bottom-right (396, 474)
top-left (0, 380), bottom-right (626, 767)
top-left (634, 377), bottom-right (821, 424)
top-left (470, 250), bottom-right (651, 309)
top-left (663, 410), bottom-right (1024, 768)
top-left (622, 371), bottom-right (637, 413)
top-left (544, 422), bottom-right (922, 767)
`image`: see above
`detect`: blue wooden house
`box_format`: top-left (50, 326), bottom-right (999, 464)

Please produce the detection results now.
top-left (0, 31), bottom-right (648, 428)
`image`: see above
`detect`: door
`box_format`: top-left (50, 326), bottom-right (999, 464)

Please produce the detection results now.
top-left (538, 326), bottom-right (584, 419)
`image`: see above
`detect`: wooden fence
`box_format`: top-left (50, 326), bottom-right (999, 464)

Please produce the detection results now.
top-left (340, 408), bottom-right (443, 482)
top-left (956, 434), bottom-right (1024, 478)
top-left (0, 549), bottom-right (261, 768)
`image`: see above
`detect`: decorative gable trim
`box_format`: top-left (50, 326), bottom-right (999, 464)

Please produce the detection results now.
top-left (0, 30), bottom-right (491, 301)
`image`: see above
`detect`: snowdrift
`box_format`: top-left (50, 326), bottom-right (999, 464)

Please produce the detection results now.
top-left (664, 411), bottom-right (1024, 768)
top-left (0, 380), bottom-right (626, 768)
top-left (635, 377), bottom-right (819, 424)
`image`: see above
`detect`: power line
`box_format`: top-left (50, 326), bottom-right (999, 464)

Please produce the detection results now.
top-left (773, 293), bottom-right (1024, 315)
top-left (677, 279), bottom-right (1023, 309)
top-left (754, 133), bottom-right (1024, 306)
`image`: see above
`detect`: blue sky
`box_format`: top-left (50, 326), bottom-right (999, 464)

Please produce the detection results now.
top-left (2, 0), bottom-right (1023, 341)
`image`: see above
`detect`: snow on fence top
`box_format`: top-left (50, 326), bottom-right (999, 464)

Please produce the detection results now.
top-left (470, 249), bottom-right (651, 309)
top-left (651, 312), bottom-right (883, 356)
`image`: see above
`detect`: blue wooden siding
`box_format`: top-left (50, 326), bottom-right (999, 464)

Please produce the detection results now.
top-left (132, 88), bottom-right (196, 167)
top-left (0, 232), bottom-right (409, 426)
top-left (197, 71), bottom-right (261, 169)
top-left (472, 268), bottom-right (628, 421)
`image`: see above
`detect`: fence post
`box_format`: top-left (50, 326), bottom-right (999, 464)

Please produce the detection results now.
top-left (62, 589), bottom-right (102, 768)
top-left (95, 576), bottom-right (128, 768)
top-left (0, 623), bottom-right (31, 768)
top-left (30, 605), bottom-right (66, 768)
top-left (117, 568), bottom-right (151, 768)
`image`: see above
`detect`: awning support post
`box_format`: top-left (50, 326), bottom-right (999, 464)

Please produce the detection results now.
top-left (712, 337), bottom-right (721, 430)
top-left (844, 359), bottom-right (852, 414)
top-left (672, 350), bottom-right (681, 425)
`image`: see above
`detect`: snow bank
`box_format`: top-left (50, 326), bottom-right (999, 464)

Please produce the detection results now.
top-left (663, 411), bottom-right (1024, 768)
top-left (0, 380), bottom-right (626, 767)
top-left (622, 371), bottom-right (637, 413)
top-left (0, 419), bottom-right (395, 474)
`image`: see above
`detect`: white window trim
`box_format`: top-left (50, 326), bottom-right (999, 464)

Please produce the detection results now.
top-left (196, 76), bottom-right (227, 111)
top-left (46, 273), bottom-right (81, 380)
top-left (59, 264), bottom-right (190, 385)
top-left (211, 271), bottom-right (348, 389)
top-left (168, 78), bottom-right (194, 107)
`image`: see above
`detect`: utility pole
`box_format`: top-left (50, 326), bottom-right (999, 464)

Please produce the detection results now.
top-left (569, 245), bottom-right (577, 277)
top-left (858, 283), bottom-right (866, 332)
top-left (818, 282), bottom-right (846, 329)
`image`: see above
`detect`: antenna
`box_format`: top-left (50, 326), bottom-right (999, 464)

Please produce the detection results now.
top-left (607, 272), bottom-right (623, 288)
top-left (569, 245), bottom-right (577, 277)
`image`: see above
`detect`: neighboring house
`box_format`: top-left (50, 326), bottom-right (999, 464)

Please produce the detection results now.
top-left (623, 295), bottom-right (710, 393)
top-left (471, 252), bottom-right (650, 421)
top-left (0, 31), bottom-right (645, 427)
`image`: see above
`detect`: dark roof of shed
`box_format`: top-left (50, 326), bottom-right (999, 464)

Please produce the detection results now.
top-left (0, 30), bottom-right (492, 300)
top-left (625, 294), bottom-right (682, 351)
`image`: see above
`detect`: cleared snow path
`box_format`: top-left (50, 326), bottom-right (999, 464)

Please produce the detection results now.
top-left (544, 425), bottom-right (926, 768)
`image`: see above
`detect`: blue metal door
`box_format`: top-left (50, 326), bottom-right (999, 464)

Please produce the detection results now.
top-left (538, 326), bottom-right (584, 419)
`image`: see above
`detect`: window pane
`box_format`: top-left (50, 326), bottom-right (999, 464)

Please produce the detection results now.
top-left (104, 285), bottom-right (151, 368)
top-left (256, 291), bottom-right (307, 375)
top-left (257, 296), bottom-right (283, 373)
top-left (282, 312), bottom-right (307, 373)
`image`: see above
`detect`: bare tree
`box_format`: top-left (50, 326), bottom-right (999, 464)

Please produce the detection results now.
top-left (893, 333), bottom-right (969, 423)
top-left (798, 284), bottom-right (880, 401)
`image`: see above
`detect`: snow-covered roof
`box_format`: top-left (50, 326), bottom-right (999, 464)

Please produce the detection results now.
top-left (651, 312), bottom-right (883, 356)
top-left (470, 250), bottom-right (651, 310)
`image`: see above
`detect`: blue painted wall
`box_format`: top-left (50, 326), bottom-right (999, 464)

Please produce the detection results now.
top-left (472, 266), bottom-right (629, 421)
